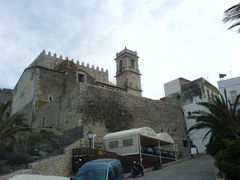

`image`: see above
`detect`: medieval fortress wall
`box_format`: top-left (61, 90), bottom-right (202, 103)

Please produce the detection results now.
top-left (0, 88), bottom-right (12, 103)
top-left (30, 82), bottom-right (188, 157)
top-left (10, 48), bottom-right (190, 158)
top-left (29, 50), bottom-right (109, 84)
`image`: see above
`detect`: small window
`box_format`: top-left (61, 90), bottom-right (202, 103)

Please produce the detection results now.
top-left (207, 89), bottom-right (210, 99)
top-left (109, 141), bottom-right (118, 149)
top-left (123, 139), bottom-right (133, 147)
top-left (177, 95), bottom-right (180, 100)
top-left (119, 60), bottom-right (123, 72)
top-left (188, 112), bottom-right (191, 116)
top-left (49, 96), bottom-right (53, 102)
top-left (77, 73), bottom-right (85, 83)
top-left (211, 92), bottom-right (214, 98)
top-left (131, 59), bottom-right (135, 69)
top-left (230, 90), bottom-right (237, 103)
top-left (42, 117), bottom-right (45, 127)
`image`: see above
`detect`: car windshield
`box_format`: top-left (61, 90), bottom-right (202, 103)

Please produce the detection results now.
top-left (73, 169), bottom-right (107, 180)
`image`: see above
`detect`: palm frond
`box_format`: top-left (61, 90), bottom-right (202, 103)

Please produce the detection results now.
top-left (202, 129), bottom-right (212, 143)
top-left (223, 3), bottom-right (240, 32)
top-left (0, 101), bottom-right (32, 150)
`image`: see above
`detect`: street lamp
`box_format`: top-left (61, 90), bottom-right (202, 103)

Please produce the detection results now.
top-left (87, 130), bottom-right (94, 149)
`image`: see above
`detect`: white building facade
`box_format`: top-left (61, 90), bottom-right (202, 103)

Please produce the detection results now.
top-left (218, 76), bottom-right (240, 105)
top-left (164, 77), bottom-right (219, 153)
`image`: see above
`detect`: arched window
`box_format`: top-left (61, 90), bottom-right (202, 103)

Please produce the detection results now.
top-left (131, 59), bottom-right (135, 69)
top-left (120, 60), bottom-right (123, 72)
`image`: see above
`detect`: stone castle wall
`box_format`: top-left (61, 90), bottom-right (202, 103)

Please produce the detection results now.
top-left (0, 88), bottom-right (13, 103)
top-left (32, 82), bottom-right (189, 158)
top-left (29, 50), bottom-right (109, 84)
top-left (11, 68), bottom-right (36, 114)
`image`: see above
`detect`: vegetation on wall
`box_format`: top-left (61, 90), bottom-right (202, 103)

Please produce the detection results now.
top-left (0, 101), bottom-right (32, 150)
top-left (79, 87), bottom-right (134, 132)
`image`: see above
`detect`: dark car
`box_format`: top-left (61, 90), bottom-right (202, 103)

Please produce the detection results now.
top-left (72, 158), bottom-right (124, 180)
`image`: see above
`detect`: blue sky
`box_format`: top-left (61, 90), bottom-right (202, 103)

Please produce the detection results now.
top-left (0, 0), bottom-right (239, 99)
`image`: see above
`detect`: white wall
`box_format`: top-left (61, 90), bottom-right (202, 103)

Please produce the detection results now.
top-left (182, 97), bottom-right (210, 153)
top-left (164, 79), bottom-right (181, 96)
top-left (218, 77), bottom-right (240, 103)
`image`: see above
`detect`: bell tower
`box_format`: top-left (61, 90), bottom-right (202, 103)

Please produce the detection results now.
top-left (115, 47), bottom-right (142, 96)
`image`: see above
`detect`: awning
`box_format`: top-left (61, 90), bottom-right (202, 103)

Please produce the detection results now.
top-left (103, 127), bottom-right (156, 140)
top-left (103, 127), bottom-right (174, 145)
top-left (157, 133), bottom-right (174, 145)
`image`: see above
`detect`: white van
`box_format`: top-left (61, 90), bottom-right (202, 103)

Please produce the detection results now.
top-left (9, 174), bottom-right (69, 180)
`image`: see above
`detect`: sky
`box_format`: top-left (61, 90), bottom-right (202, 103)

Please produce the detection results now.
top-left (0, 0), bottom-right (239, 99)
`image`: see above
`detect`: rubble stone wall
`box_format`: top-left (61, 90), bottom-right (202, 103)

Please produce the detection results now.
top-left (34, 83), bottom-right (189, 158)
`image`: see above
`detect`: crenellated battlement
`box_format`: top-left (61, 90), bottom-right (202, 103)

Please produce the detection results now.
top-left (40, 50), bottom-right (108, 73)
top-left (0, 88), bottom-right (13, 93)
top-left (0, 88), bottom-right (12, 103)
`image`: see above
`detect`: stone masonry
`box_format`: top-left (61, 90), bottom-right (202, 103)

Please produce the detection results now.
top-left (0, 88), bottom-right (12, 103)
top-left (8, 48), bottom-right (190, 174)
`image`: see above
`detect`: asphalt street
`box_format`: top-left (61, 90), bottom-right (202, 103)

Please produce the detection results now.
top-left (126, 155), bottom-right (216, 180)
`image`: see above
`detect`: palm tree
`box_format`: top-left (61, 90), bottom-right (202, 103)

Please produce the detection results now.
top-left (223, 3), bottom-right (240, 33)
top-left (0, 101), bottom-right (32, 149)
top-left (187, 93), bottom-right (240, 143)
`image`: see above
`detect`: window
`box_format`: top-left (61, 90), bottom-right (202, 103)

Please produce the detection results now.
top-left (42, 117), bottom-right (46, 127)
top-left (188, 111), bottom-right (191, 116)
top-left (230, 90), bottom-right (237, 103)
top-left (109, 141), bottom-right (118, 149)
top-left (123, 139), bottom-right (133, 147)
top-left (49, 96), bottom-right (53, 102)
top-left (177, 95), bottom-right (180, 100)
top-left (207, 89), bottom-right (210, 99)
top-left (131, 59), bottom-right (135, 69)
top-left (119, 60), bottom-right (123, 72)
top-left (77, 73), bottom-right (85, 83)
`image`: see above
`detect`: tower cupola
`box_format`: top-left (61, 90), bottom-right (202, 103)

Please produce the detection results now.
top-left (115, 47), bottom-right (142, 96)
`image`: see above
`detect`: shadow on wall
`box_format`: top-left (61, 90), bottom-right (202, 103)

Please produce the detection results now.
top-left (79, 87), bottom-right (134, 133)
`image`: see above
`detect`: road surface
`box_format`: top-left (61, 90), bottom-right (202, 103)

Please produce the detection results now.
top-left (126, 155), bottom-right (216, 180)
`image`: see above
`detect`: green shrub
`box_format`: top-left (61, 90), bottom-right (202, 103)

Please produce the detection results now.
top-left (206, 136), bottom-right (227, 157)
top-left (215, 137), bottom-right (240, 180)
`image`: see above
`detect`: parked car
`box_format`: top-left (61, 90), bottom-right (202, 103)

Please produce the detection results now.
top-left (71, 158), bottom-right (124, 180)
top-left (9, 174), bottom-right (69, 180)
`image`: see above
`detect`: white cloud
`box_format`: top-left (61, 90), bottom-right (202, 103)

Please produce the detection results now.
top-left (0, 0), bottom-right (239, 99)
